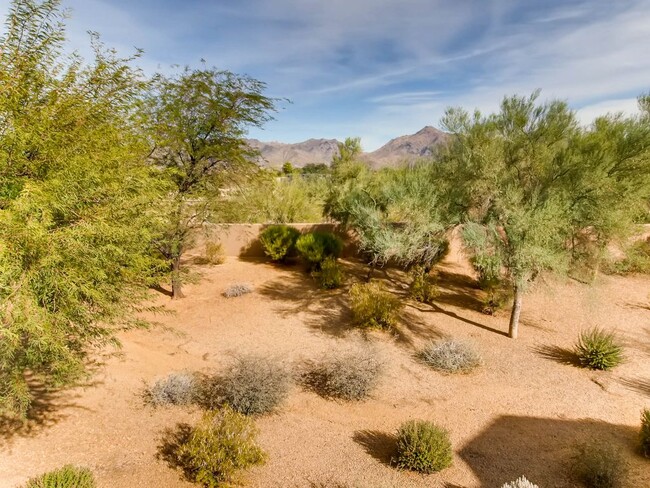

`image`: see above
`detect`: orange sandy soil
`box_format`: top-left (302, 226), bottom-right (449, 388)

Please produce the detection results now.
top-left (1, 240), bottom-right (649, 488)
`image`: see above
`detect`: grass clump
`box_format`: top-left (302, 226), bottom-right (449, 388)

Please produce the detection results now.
top-left (393, 420), bottom-right (452, 473)
top-left (501, 477), bottom-right (539, 488)
top-left (307, 348), bottom-right (383, 401)
top-left (572, 442), bottom-right (628, 488)
top-left (420, 339), bottom-right (481, 374)
top-left (146, 372), bottom-right (197, 407)
top-left (204, 242), bottom-right (226, 265)
top-left (349, 281), bottom-right (402, 330)
top-left (296, 231), bottom-right (343, 270)
top-left (222, 283), bottom-right (253, 298)
top-left (23, 465), bottom-right (95, 488)
top-left (409, 266), bottom-right (438, 304)
top-left (211, 356), bottom-right (291, 415)
top-left (259, 224), bottom-right (300, 262)
top-left (574, 327), bottom-right (624, 370)
top-left (641, 408), bottom-right (650, 457)
top-left (176, 406), bottom-right (266, 487)
top-left (312, 256), bottom-right (344, 289)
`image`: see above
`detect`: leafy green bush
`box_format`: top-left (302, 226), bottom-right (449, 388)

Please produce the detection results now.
top-left (259, 225), bottom-right (300, 262)
top-left (349, 281), bottom-right (402, 330)
top-left (146, 372), bottom-right (197, 407)
top-left (409, 266), bottom-right (438, 303)
top-left (176, 407), bottom-right (267, 487)
top-left (393, 420), bottom-right (452, 473)
top-left (306, 348), bottom-right (383, 401)
top-left (572, 442), bottom-right (628, 488)
top-left (420, 339), bottom-right (481, 374)
top-left (313, 256), bottom-right (344, 289)
top-left (641, 408), bottom-right (650, 457)
top-left (24, 465), bottom-right (95, 488)
top-left (574, 328), bottom-right (624, 370)
top-left (208, 356), bottom-right (291, 415)
top-left (480, 284), bottom-right (512, 315)
top-left (501, 477), bottom-right (539, 488)
top-left (296, 231), bottom-right (343, 270)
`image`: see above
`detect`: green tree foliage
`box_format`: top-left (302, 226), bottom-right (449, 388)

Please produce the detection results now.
top-left (145, 67), bottom-right (277, 298)
top-left (439, 91), bottom-right (650, 338)
top-left (0, 0), bottom-right (166, 416)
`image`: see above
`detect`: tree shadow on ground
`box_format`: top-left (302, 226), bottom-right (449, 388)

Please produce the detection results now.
top-left (460, 415), bottom-right (642, 488)
top-left (618, 376), bottom-right (650, 397)
top-left (157, 422), bottom-right (194, 482)
top-left (0, 380), bottom-right (93, 447)
top-left (352, 430), bottom-right (397, 466)
top-left (532, 344), bottom-right (582, 367)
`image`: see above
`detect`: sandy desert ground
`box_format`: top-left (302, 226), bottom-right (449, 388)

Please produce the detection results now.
top-left (1, 239), bottom-right (649, 488)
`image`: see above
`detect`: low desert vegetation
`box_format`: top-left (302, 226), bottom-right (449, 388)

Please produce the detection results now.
top-left (641, 408), bottom-right (650, 457)
top-left (204, 242), bottom-right (226, 265)
top-left (501, 477), bottom-right (539, 488)
top-left (571, 442), bottom-right (629, 488)
top-left (222, 283), bottom-right (253, 298)
top-left (312, 256), bottom-right (344, 289)
top-left (603, 238), bottom-right (650, 275)
top-left (574, 328), bottom-right (624, 371)
top-left (349, 281), bottom-right (403, 330)
top-left (420, 339), bottom-right (482, 374)
top-left (393, 420), bottom-right (453, 473)
top-left (23, 465), bottom-right (95, 488)
top-left (259, 224), bottom-right (300, 262)
top-left (296, 231), bottom-right (343, 270)
top-left (206, 356), bottom-right (291, 415)
top-left (305, 348), bottom-right (383, 401)
top-left (145, 372), bottom-right (198, 407)
top-left (409, 265), bottom-right (439, 303)
top-left (175, 406), bottom-right (267, 487)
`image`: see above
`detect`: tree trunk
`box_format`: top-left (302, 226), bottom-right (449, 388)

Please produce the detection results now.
top-left (508, 285), bottom-right (523, 339)
top-left (171, 255), bottom-right (184, 299)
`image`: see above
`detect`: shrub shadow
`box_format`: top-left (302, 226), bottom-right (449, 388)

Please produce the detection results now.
top-left (532, 344), bottom-right (582, 367)
top-left (618, 377), bottom-right (650, 397)
top-left (460, 415), bottom-right (641, 488)
top-left (157, 422), bottom-right (194, 482)
top-left (352, 430), bottom-right (397, 466)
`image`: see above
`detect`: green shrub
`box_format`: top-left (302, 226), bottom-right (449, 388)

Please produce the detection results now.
top-left (204, 242), bottom-right (225, 265)
top-left (208, 356), bottom-right (291, 415)
top-left (306, 348), bottom-right (383, 401)
top-left (480, 284), bottom-right (512, 315)
top-left (572, 442), bottom-right (628, 488)
top-left (501, 477), bottom-right (539, 488)
top-left (641, 408), bottom-right (650, 457)
top-left (393, 420), bottom-right (452, 473)
top-left (176, 407), bottom-right (267, 487)
top-left (574, 328), bottom-right (624, 370)
top-left (146, 371), bottom-right (197, 407)
top-left (259, 225), bottom-right (300, 262)
top-left (409, 266), bottom-right (438, 303)
top-left (313, 256), bottom-right (344, 289)
top-left (604, 238), bottom-right (650, 275)
top-left (296, 231), bottom-right (343, 269)
top-left (420, 339), bottom-right (481, 374)
top-left (349, 281), bottom-right (402, 330)
top-left (24, 465), bottom-right (95, 488)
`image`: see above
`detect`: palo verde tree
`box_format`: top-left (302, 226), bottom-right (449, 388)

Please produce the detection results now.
top-left (145, 68), bottom-right (277, 298)
top-left (0, 0), bottom-right (166, 415)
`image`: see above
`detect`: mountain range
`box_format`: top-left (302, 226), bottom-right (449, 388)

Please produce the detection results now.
top-left (247, 126), bottom-right (448, 168)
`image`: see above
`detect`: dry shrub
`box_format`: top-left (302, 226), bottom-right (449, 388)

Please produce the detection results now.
top-left (204, 242), bottom-right (226, 265)
top-left (205, 356), bottom-right (291, 415)
top-left (409, 266), bottom-right (438, 303)
top-left (175, 406), bottom-right (266, 487)
top-left (23, 465), bottom-right (95, 488)
top-left (146, 371), bottom-right (197, 407)
top-left (572, 442), bottom-right (628, 488)
top-left (420, 339), bottom-right (481, 374)
top-left (349, 281), bottom-right (402, 330)
top-left (223, 283), bottom-right (253, 298)
top-left (393, 420), bottom-right (452, 473)
top-left (501, 477), bottom-right (539, 488)
top-left (641, 408), bottom-right (650, 457)
top-left (306, 347), bottom-right (383, 401)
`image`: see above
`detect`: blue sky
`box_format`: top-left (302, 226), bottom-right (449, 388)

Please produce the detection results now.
top-left (1, 0), bottom-right (648, 150)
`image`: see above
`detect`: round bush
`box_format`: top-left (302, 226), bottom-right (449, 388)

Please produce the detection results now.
top-left (574, 327), bottom-right (624, 370)
top-left (349, 281), bottom-right (402, 330)
top-left (296, 231), bottom-right (343, 269)
top-left (572, 442), bottom-right (628, 488)
top-left (176, 407), bottom-right (266, 487)
top-left (393, 420), bottom-right (453, 473)
top-left (146, 371), bottom-right (197, 406)
top-left (24, 465), bottom-right (95, 488)
top-left (420, 339), bottom-right (481, 374)
top-left (213, 356), bottom-right (291, 415)
top-left (259, 224), bottom-right (300, 262)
